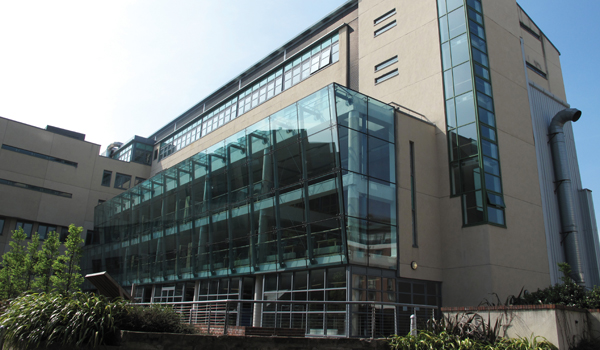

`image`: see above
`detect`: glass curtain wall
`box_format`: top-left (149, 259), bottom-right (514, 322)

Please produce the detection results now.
top-left (437, 0), bottom-right (505, 226)
top-left (335, 86), bottom-right (397, 269)
top-left (87, 84), bottom-right (397, 289)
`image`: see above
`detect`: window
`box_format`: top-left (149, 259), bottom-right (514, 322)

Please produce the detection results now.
top-left (375, 69), bottom-right (399, 84)
top-left (374, 56), bottom-right (398, 72)
top-left (85, 230), bottom-right (99, 245)
top-left (114, 173), bottom-right (132, 189)
top-left (0, 217), bottom-right (4, 235)
top-left (60, 227), bottom-right (69, 242)
top-left (0, 178), bottom-right (72, 198)
top-left (153, 149), bottom-right (158, 160)
top-left (526, 62), bottom-right (547, 79)
top-left (98, 199), bottom-right (106, 205)
top-left (374, 20), bottom-right (396, 37)
top-left (101, 170), bottom-right (112, 187)
top-left (1, 144), bottom-right (78, 167)
top-left (15, 221), bottom-right (33, 239)
top-left (410, 141), bottom-right (417, 247)
top-left (135, 177), bottom-right (146, 185)
top-left (37, 224), bottom-right (57, 240)
top-left (374, 9), bottom-right (396, 25)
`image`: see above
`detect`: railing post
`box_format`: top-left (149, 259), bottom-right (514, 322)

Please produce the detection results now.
top-left (208, 304), bottom-right (211, 334)
top-left (224, 301), bottom-right (229, 335)
top-left (371, 305), bottom-right (375, 339)
top-left (410, 313), bottom-right (417, 337)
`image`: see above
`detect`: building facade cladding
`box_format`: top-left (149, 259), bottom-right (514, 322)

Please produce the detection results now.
top-left (86, 84), bottom-right (416, 335)
top-left (0, 117), bottom-right (152, 257)
top-left (438, 0), bottom-right (505, 226)
top-left (75, 0), bottom-right (599, 328)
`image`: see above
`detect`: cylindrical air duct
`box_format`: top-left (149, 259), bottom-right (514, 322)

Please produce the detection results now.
top-left (548, 108), bottom-right (584, 284)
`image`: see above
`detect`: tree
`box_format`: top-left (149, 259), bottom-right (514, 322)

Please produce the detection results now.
top-left (33, 231), bottom-right (61, 293)
top-left (23, 232), bottom-right (40, 292)
top-left (0, 228), bottom-right (28, 299)
top-left (51, 225), bottom-right (84, 295)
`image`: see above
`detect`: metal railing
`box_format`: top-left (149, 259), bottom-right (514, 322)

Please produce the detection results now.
top-left (136, 299), bottom-right (438, 338)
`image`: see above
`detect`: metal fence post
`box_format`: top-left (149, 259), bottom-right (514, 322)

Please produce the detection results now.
top-left (371, 305), bottom-right (375, 339)
top-left (208, 304), bottom-right (211, 334)
top-left (410, 313), bottom-right (417, 336)
top-left (224, 301), bottom-right (229, 335)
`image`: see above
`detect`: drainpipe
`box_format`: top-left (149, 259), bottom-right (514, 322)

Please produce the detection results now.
top-left (548, 108), bottom-right (584, 285)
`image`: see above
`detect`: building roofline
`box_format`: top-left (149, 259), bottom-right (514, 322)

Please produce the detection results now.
top-left (146, 0), bottom-right (358, 143)
top-left (517, 3), bottom-right (561, 55)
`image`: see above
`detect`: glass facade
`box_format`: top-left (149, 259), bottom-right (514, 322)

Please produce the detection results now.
top-left (112, 141), bottom-right (153, 165)
top-left (158, 33), bottom-right (340, 161)
top-left (437, 0), bottom-right (505, 226)
top-left (84, 84), bottom-right (416, 336)
top-left (86, 84), bottom-right (396, 282)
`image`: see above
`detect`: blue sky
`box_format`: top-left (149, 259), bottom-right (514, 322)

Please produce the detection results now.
top-left (0, 0), bottom-right (598, 226)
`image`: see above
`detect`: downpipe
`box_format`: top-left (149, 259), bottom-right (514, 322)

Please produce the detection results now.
top-left (548, 108), bottom-right (585, 285)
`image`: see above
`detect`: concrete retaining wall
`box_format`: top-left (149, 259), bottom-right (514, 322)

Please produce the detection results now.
top-left (442, 305), bottom-right (593, 350)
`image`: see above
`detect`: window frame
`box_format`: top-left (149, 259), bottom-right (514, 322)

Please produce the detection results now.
top-left (101, 170), bottom-right (112, 187)
top-left (374, 56), bottom-right (398, 72)
top-left (374, 20), bottom-right (397, 37)
top-left (375, 69), bottom-right (399, 84)
top-left (114, 173), bottom-right (132, 190)
top-left (374, 9), bottom-right (396, 26)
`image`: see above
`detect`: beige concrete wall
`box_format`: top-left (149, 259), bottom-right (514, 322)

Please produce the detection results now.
top-left (518, 6), bottom-right (566, 101)
top-left (427, 0), bottom-right (552, 306)
top-left (0, 117), bottom-right (151, 252)
top-left (444, 308), bottom-right (590, 350)
top-left (396, 114), bottom-right (442, 282)
top-left (357, 0), bottom-right (445, 126)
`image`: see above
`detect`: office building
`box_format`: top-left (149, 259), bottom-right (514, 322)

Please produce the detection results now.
top-left (2, 0), bottom-right (598, 337)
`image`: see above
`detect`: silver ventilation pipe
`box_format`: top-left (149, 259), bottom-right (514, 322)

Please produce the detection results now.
top-left (549, 108), bottom-right (584, 285)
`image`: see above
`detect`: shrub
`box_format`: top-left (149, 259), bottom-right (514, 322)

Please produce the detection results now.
top-left (388, 331), bottom-right (557, 350)
top-left (511, 263), bottom-right (600, 309)
top-left (119, 304), bottom-right (195, 334)
top-left (0, 293), bottom-right (128, 349)
top-left (0, 293), bottom-right (194, 349)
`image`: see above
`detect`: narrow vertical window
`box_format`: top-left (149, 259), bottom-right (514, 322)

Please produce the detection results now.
top-left (0, 218), bottom-right (5, 235)
top-left (101, 170), bottom-right (112, 187)
top-left (410, 141), bottom-right (417, 247)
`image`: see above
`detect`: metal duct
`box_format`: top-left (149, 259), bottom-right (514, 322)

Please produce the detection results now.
top-left (549, 108), bottom-right (584, 284)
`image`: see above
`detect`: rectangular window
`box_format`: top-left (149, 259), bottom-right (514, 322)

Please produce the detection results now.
top-left (1, 144), bottom-right (78, 167)
top-left (98, 199), bottom-right (106, 205)
top-left (101, 170), bottom-right (112, 187)
top-left (0, 178), bottom-right (72, 198)
top-left (375, 69), bottom-right (399, 84)
top-left (37, 224), bottom-right (57, 240)
top-left (374, 20), bottom-right (397, 37)
top-left (410, 141), bottom-right (417, 247)
top-left (526, 62), bottom-right (547, 79)
top-left (374, 9), bottom-right (396, 25)
top-left (15, 221), bottom-right (34, 239)
top-left (0, 217), bottom-right (4, 235)
top-left (374, 56), bottom-right (398, 72)
top-left (114, 173), bottom-right (132, 189)
top-left (135, 177), bottom-right (146, 185)
top-left (60, 227), bottom-right (69, 242)
top-left (520, 22), bottom-right (541, 40)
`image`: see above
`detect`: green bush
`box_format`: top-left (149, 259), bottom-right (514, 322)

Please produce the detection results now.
top-left (511, 263), bottom-right (600, 309)
top-left (388, 331), bottom-right (557, 350)
top-left (119, 304), bottom-right (195, 334)
top-left (0, 293), bottom-right (128, 349)
top-left (0, 293), bottom-right (194, 349)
